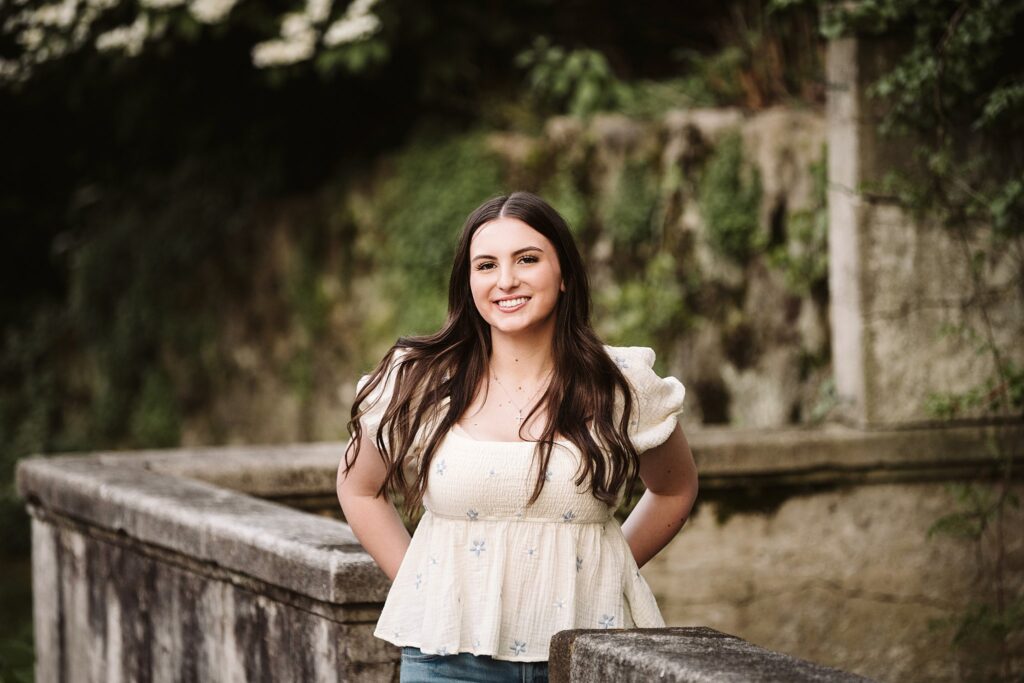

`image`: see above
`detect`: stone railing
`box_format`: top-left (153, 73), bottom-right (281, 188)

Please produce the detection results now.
top-left (21, 423), bottom-right (1014, 681)
top-left (549, 627), bottom-right (874, 682)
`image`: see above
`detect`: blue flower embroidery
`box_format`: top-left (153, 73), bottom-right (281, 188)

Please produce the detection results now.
top-left (543, 469), bottom-right (553, 482)
top-left (576, 556), bottom-right (583, 572)
top-left (429, 555), bottom-right (439, 566)
top-left (525, 547), bottom-right (537, 558)
top-left (510, 640), bottom-right (527, 656)
top-left (470, 539), bottom-right (486, 557)
top-left (599, 614), bottom-right (615, 629)
top-left (613, 355), bottom-right (630, 369)
top-left (436, 459), bottom-right (447, 476)
top-left (562, 510), bottom-right (577, 523)
top-left (415, 573), bottom-right (422, 589)
top-left (437, 646), bottom-right (450, 656)
top-left (553, 598), bottom-right (565, 610)
top-left (466, 508), bottom-right (479, 521)
top-left (472, 638), bottom-right (481, 649)
top-left (488, 468), bottom-right (498, 478)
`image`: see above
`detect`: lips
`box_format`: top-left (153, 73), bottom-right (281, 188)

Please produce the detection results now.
top-left (495, 296), bottom-right (530, 311)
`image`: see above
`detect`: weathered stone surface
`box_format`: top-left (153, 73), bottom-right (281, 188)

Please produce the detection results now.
top-left (30, 517), bottom-right (400, 683)
top-left (646, 479), bottom-right (1024, 682)
top-left (550, 627), bottom-right (875, 682)
top-left (16, 451), bottom-right (391, 605)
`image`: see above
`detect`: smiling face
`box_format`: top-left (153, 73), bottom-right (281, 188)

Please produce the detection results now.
top-left (469, 217), bottom-right (565, 337)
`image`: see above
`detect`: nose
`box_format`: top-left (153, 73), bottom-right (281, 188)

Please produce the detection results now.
top-left (497, 263), bottom-right (519, 290)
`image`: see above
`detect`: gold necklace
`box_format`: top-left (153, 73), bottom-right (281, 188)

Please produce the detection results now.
top-left (491, 366), bottom-right (554, 426)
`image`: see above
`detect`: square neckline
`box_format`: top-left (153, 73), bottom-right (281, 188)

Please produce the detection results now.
top-left (448, 424), bottom-right (571, 446)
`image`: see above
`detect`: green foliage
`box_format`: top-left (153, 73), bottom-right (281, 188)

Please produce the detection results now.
top-left (602, 161), bottom-right (659, 247)
top-left (515, 37), bottom-right (629, 118)
top-left (767, 152), bottom-right (828, 294)
top-left (677, 0), bottom-right (825, 109)
top-left (596, 252), bottom-right (690, 357)
top-left (0, 559), bottom-right (32, 683)
top-left (539, 161), bottom-right (589, 238)
top-left (674, 47), bottom-right (751, 107)
top-left (698, 132), bottom-right (763, 262)
top-left (128, 370), bottom-right (182, 448)
top-left (375, 131), bottom-right (504, 335)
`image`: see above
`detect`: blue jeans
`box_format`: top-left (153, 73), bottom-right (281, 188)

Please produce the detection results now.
top-left (400, 646), bottom-right (549, 682)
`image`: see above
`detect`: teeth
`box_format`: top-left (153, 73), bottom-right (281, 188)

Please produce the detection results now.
top-left (498, 297), bottom-right (528, 308)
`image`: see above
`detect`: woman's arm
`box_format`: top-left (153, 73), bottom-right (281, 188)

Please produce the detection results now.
top-left (336, 429), bottom-right (412, 582)
top-left (620, 422), bottom-right (698, 568)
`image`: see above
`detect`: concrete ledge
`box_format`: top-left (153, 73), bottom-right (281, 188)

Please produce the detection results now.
top-left (549, 627), bottom-right (877, 682)
top-left (15, 422), bottom-right (1019, 610)
top-left (16, 450), bottom-right (391, 605)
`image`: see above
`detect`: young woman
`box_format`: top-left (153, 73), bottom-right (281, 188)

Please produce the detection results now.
top-left (337, 191), bottom-right (698, 682)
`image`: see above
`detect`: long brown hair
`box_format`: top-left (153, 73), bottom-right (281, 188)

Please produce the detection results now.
top-left (343, 191), bottom-right (638, 516)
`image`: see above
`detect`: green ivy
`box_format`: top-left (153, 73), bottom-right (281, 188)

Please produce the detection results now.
top-left (601, 161), bottom-right (659, 248)
top-left (698, 132), bottom-right (763, 263)
top-left (767, 151), bottom-right (828, 294)
top-left (596, 252), bottom-right (690, 364)
top-left (515, 37), bottom-right (629, 118)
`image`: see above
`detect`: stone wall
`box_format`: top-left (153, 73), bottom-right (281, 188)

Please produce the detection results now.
top-left (643, 424), bottom-right (1024, 682)
top-left (19, 424), bottom-right (1018, 682)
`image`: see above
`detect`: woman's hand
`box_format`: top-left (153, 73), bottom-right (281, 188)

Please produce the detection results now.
top-left (336, 429), bottom-right (412, 582)
top-left (620, 423), bottom-right (699, 568)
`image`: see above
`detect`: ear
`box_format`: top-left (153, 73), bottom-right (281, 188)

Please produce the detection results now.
top-left (560, 279), bottom-right (566, 292)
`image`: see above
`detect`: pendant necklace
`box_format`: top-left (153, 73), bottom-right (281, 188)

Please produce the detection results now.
top-left (491, 366), bottom-right (554, 426)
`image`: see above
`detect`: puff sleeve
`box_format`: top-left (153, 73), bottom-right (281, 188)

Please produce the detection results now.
top-left (355, 348), bottom-right (410, 452)
top-left (607, 345), bottom-right (686, 453)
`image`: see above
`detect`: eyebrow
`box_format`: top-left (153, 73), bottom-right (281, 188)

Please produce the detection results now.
top-left (471, 246), bottom-right (544, 261)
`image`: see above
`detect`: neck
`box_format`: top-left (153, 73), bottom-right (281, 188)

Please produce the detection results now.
top-left (488, 323), bottom-right (556, 384)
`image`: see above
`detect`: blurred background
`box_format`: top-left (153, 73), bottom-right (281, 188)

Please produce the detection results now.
top-left (1, 0), bottom-right (1022, 680)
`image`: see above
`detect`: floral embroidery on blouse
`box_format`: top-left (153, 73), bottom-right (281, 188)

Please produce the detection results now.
top-left (562, 510), bottom-right (577, 523)
top-left (576, 556), bottom-right (583, 572)
top-left (526, 547), bottom-right (537, 558)
top-left (613, 355), bottom-right (630, 369)
top-left (553, 598), bottom-right (565, 610)
top-left (488, 468), bottom-right (498, 478)
top-left (599, 614), bottom-right (615, 629)
top-left (543, 469), bottom-right (553, 482)
top-left (435, 459), bottom-right (447, 476)
top-left (466, 508), bottom-right (479, 521)
top-left (470, 539), bottom-right (486, 557)
top-left (510, 640), bottom-right (527, 656)
top-left (414, 573), bottom-right (422, 589)
top-left (438, 646), bottom-right (450, 656)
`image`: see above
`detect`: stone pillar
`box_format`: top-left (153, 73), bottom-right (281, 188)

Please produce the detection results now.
top-left (826, 33), bottom-right (1024, 426)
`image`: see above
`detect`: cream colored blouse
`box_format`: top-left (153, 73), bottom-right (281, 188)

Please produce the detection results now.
top-left (357, 345), bottom-right (686, 662)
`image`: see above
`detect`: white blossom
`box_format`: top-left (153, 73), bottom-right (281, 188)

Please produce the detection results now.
top-left (306, 0), bottom-right (333, 24)
top-left (322, 12), bottom-right (378, 46)
top-left (95, 14), bottom-right (148, 56)
top-left (251, 34), bottom-right (315, 67)
top-left (32, 0), bottom-right (80, 29)
top-left (188, 0), bottom-right (239, 24)
top-left (280, 12), bottom-right (311, 40)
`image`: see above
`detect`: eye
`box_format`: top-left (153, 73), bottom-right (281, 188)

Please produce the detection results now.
top-left (474, 261), bottom-right (496, 271)
top-left (519, 254), bottom-right (539, 264)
